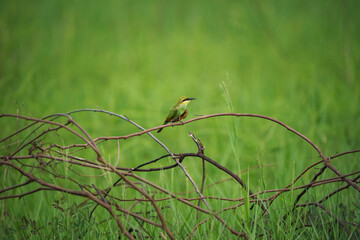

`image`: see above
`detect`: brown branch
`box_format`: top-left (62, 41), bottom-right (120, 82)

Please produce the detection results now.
top-left (0, 179), bottom-right (33, 194)
top-left (179, 152), bottom-right (268, 212)
top-left (189, 132), bottom-right (210, 212)
top-left (1, 114), bottom-right (100, 157)
top-left (185, 219), bottom-right (208, 240)
top-left (73, 109), bottom-right (210, 212)
top-left (318, 175), bottom-right (360, 204)
top-left (1, 111), bottom-right (359, 239)
top-left (90, 112), bottom-right (360, 193)
top-left (0, 160), bottom-right (134, 239)
top-left (0, 187), bottom-right (54, 200)
top-left (125, 172), bottom-right (248, 237)
top-left (296, 202), bottom-right (352, 239)
top-left (94, 157), bottom-right (175, 239)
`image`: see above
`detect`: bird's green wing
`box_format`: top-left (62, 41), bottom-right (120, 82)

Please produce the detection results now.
top-left (165, 107), bottom-right (181, 123)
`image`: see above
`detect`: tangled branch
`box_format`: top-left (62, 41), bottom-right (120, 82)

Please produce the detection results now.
top-left (0, 110), bottom-right (359, 239)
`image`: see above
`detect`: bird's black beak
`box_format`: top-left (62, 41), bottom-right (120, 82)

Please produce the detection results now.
top-left (185, 98), bottom-right (196, 101)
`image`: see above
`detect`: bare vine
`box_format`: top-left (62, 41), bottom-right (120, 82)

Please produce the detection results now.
top-left (0, 110), bottom-right (359, 239)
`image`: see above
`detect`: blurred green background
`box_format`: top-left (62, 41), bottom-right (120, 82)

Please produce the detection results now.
top-left (1, 0), bottom-right (359, 159)
top-left (1, 0), bottom-right (359, 238)
top-left (1, 0), bottom-right (359, 146)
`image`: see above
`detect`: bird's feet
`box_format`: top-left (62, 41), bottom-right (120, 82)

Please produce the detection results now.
top-left (170, 121), bottom-right (184, 127)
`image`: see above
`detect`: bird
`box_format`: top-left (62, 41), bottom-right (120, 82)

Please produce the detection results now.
top-left (157, 96), bottom-right (196, 133)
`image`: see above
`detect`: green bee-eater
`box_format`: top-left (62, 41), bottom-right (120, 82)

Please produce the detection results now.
top-left (157, 96), bottom-right (196, 133)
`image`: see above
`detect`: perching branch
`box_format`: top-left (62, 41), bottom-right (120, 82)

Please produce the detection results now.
top-left (0, 110), bottom-right (358, 239)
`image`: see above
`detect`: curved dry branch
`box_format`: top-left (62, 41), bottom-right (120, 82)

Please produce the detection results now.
top-left (1, 111), bottom-right (359, 239)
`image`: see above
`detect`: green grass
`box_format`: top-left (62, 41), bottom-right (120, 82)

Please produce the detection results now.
top-left (1, 0), bottom-right (360, 239)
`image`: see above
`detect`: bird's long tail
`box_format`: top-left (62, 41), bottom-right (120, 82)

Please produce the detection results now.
top-left (157, 121), bottom-right (168, 133)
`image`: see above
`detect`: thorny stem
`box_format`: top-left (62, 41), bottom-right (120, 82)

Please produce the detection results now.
top-left (0, 111), bottom-right (359, 239)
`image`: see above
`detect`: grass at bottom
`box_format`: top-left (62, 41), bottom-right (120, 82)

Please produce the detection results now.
top-left (1, 186), bottom-right (358, 240)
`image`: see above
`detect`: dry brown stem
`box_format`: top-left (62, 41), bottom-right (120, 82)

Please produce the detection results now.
top-left (0, 110), bottom-right (359, 239)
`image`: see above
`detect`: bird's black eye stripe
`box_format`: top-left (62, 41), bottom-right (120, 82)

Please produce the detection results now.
top-left (183, 98), bottom-right (196, 102)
